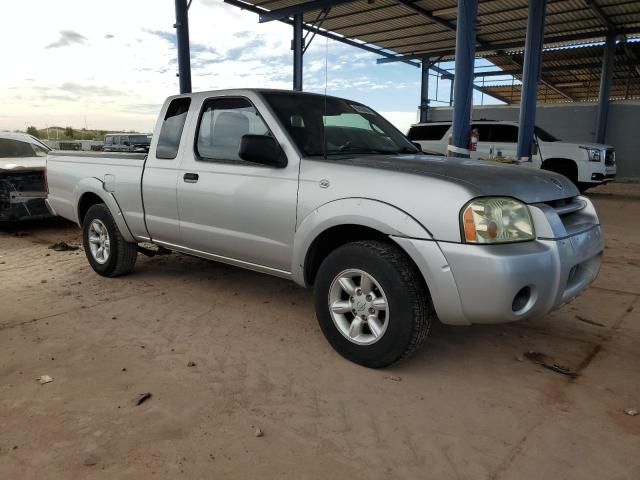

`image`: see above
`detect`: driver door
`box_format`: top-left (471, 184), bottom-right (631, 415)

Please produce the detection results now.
top-left (176, 96), bottom-right (299, 272)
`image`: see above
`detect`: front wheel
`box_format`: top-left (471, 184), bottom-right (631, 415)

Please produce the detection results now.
top-left (82, 204), bottom-right (137, 277)
top-left (314, 240), bottom-right (432, 368)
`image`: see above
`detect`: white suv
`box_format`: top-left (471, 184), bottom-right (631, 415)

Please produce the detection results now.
top-left (408, 120), bottom-right (616, 191)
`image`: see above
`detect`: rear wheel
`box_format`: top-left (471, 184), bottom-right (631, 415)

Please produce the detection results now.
top-left (314, 240), bottom-right (432, 368)
top-left (82, 204), bottom-right (137, 277)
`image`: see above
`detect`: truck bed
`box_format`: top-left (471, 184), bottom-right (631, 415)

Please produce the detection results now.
top-left (47, 151), bottom-right (148, 239)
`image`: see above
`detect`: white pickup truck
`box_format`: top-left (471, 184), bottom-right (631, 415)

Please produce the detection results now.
top-left (407, 120), bottom-right (617, 192)
top-left (46, 89), bottom-right (604, 367)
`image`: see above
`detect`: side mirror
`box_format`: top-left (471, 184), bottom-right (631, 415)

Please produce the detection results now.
top-left (411, 141), bottom-right (423, 152)
top-left (239, 135), bottom-right (287, 168)
top-left (531, 140), bottom-right (539, 156)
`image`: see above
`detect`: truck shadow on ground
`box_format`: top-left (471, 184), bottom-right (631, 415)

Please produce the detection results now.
top-left (0, 216), bottom-right (75, 233)
top-left (127, 251), bottom-right (611, 378)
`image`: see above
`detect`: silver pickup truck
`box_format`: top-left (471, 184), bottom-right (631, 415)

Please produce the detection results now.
top-left (46, 89), bottom-right (604, 367)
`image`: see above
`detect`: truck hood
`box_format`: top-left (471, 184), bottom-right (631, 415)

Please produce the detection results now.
top-left (0, 157), bottom-right (46, 172)
top-left (332, 154), bottom-right (579, 203)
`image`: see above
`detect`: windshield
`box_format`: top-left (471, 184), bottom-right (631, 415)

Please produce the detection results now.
top-left (262, 92), bottom-right (418, 156)
top-left (535, 126), bottom-right (559, 142)
top-left (129, 135), bottom-right (151, 144)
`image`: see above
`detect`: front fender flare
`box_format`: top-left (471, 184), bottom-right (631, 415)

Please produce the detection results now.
top-left (291, 198), bottom-right (432, 286)
top-left (73, 177), bottom-right (136, 243)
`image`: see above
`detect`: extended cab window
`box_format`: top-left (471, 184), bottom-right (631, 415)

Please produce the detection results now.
top-left (490, 124), bottom-right (518, 143)
top-left (156, 97), bottom-right (191, 159)
top-left (407, 124), bottom-right (450, 141)
top-left (105, 136), bottom-right (113, 146)
top-left (196, 97), bottom-right (269, 162)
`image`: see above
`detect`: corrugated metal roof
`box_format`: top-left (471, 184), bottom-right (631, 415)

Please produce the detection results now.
top-left (227, 0), bottom-right (640, 103)
top-left (234, 0), bottom-right (640, 53)
top-left (483, 41), bottom-right (640, 103)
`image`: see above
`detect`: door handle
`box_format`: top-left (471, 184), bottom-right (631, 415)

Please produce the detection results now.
top-left (183, 173), bottom-right (199, 183)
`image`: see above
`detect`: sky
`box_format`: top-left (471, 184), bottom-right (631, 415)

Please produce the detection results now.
top-left (0, 0), bottom-right (502, 134)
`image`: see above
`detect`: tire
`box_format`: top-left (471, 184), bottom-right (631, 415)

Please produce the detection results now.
top-left (577, 182), bottom-right (592, 194)
top-left (314, 240), bottom-right (432, 368)
top-left (82, 203), bottom-right (137, 277)
top-left (542, 160), bottom-right (578, 189)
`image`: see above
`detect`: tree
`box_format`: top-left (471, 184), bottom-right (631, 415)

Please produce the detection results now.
top-left (26, 126), bottom-right (40, 138)
top-left (64, 126), bottom-right (74, 138)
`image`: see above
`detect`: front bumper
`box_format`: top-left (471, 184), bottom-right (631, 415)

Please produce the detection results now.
top-left (394, 225), bottom-right (603, 326)
top-left (581, 161), bottom-right (616, 184)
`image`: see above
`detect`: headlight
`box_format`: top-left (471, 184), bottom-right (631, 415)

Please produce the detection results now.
top-left (461, 197), bottom-right (535, 244)
top-left (581, 147), bottom-right (602, 162)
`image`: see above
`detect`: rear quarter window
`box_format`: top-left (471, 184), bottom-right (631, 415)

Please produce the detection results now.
top-left (0, 139), bottom-right (37, 158)
top-left (156, 97), bottom-right (192, 160)
top-left (407, 124), bottom-right (450, 141)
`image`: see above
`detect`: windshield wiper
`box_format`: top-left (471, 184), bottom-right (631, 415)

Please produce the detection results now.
top-left (397, 146), bottom-right (420, 154)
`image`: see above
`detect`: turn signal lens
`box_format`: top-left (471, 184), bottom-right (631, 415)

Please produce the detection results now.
top-left (461, 197), bottom-right (535, 244)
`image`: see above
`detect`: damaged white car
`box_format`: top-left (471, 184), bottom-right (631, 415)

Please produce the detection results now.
top-left (0, 132), bottom-right (51, 221)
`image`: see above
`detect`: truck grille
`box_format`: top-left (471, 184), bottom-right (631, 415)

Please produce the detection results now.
top-left (541, 196), bottom-right (596, 237)
top-left (543, 197), bottom-right (586, 216)
top-left (605, 149), bottom-right (615, 166)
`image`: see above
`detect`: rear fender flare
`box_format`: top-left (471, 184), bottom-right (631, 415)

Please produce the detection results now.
top-left (73, 177), bottom-right (136, 243)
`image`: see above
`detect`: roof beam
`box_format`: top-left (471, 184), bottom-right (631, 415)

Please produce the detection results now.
top-left (376, 27), bottom-right (640, 64)
top-left (395, 0), bottom-right (460, 33)
top-left (622, 39), bottom-right (640, 77)
top-left (501, 53), bottom-right (575, 101)
top-left (440, 62), bottom-right (605, 79)
top-left (223, 0), bottom-right (421, 67)
top-left (258, 0), bottom-right (358, 23)
top-left (583, 0), bottom-right (616, 30)
top-left (427, 63), bottom-right (510, 104)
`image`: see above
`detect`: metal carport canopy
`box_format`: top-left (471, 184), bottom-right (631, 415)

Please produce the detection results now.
top-left (209, 0), bottom-right (640, 158)
top-left (224, 0), bottom-right (640, 65)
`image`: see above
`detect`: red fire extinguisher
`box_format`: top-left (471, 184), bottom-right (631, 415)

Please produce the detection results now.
top-left (469, 128), bottom-right (479, 152)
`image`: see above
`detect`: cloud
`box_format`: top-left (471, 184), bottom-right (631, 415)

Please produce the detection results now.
top-left (59, 82), bottom-right (123, 97)
top-left (120, 103), bottom-right (162, 115)
top-left (45, 30), bottom-right (87, 49)
top-left (145, 29), bottom-right (219, 56)
top-left (145, 29), bottom-right (177, 47)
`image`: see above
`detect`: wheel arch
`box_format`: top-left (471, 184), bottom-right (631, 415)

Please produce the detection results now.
top-left (292, 198), bottom-right (433, 287)
top-left (77, 192), bottom-right (104, 225)
top-left (74, 178), bottom-right (136, 243)
top-left (541, 157), bottom-right (579, 184)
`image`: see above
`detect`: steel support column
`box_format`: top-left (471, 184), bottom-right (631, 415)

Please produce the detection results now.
top-left (595, 33), bottom-right (616, 144)
top-left (419, 59), bottom-right (430, 123)
top-left (174, 0), bottom-right (192, 94)
top-left (293, 14), bottom-right (304, 91)
top-left (516, 0), bottom-right (547, 161)
top-left (450, 0), bottom-right (478, 158)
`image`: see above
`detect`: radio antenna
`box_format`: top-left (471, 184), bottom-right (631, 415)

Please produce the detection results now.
top-left (322, 35), bottom-right (328, 160)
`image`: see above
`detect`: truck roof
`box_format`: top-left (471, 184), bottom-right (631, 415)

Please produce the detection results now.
top-left (164, 88), bottom-right (365, 105)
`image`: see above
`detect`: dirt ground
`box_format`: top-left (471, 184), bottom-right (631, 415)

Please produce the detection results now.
top-left (1, 183), bottom-right (639, 480)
